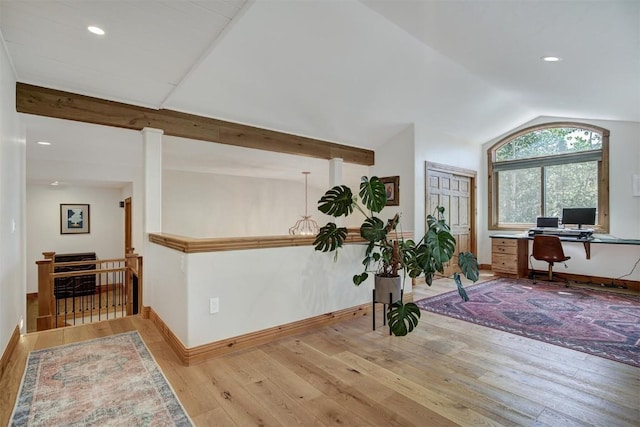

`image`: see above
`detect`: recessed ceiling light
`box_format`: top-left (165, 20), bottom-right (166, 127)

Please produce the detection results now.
top-left (88, 26), bottom-right (105, 36)
top-left (50, 181), bottom-right (60, 186)
top-left (542, 56), bottom-right (561, 62)
top-left (37, 141), bottom-right (51, 145)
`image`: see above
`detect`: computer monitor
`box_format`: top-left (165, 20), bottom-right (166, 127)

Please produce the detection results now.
top-left (561, 208), bottom-right (596, 229)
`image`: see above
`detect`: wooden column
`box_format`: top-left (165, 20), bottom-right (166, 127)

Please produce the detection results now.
top-left (36, 256), bottom-right (55, 331)
top-left (137, 255), bottom-right (143, 316)
top-left (124, 255), bottom-right (132, 316)
top-left (125, 253), bottom-right (143, 315)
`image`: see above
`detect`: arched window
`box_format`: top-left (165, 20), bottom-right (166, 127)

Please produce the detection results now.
top-left (488, 122), bottom-right (609, 232)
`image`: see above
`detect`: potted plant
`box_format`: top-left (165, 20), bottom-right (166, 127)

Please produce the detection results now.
top-left (313, 176), bottom-right (479, 336)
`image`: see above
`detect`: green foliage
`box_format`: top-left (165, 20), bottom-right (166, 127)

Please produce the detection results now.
top-left (313, 176), bottom-right (480, 336)
top-left (453, 272), bottom-right (470, 302)
top-left (353, 272), bottom-right (368, 286)
top-left (496, 127), bottom-right (602, 161)
top-left (360, 217), bottom-right (387, 242)
top-left (313, 223), bottom-right (348, 252)
top-left (318, 185), bottom-right (355, 217)
top-left (387, 301), bottom-right (421, 336)
top-left (359, 176), bottom-right (387, 214)
top-left (458, 252), bottom-right (479, 283)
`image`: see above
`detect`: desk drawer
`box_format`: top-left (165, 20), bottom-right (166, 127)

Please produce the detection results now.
top-left (491, 237), bottom-right (529, 278)
top-left (492, 253), bottom-right (519, 273)
top-left (492, 239), bottom-right (518, 255)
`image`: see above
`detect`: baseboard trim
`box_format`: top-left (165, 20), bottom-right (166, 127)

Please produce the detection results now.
top-left (146, 307), bottom-right (189, 363)
top-left (527, 270), bottom-right (639, 291)
top-left (0, 325), bottom-right (21, 382)
top-left (189, 304), bottom-right (374, 365)
top-left (147, 301), bottom-right (381, 366)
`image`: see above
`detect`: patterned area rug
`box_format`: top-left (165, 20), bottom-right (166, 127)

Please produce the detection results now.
top-left (10, 331), bottom-right (192, 426)
top-left (416, 278), bottom-right (640, 367)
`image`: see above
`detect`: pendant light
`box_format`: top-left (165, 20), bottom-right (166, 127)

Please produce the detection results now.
top-left (289, 172), bottom-right (319, 236)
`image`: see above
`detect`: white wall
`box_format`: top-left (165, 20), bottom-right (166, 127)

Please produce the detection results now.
top-left (371, 124), bottom-right (415, 232)
top-left (143, 240), bottom-right (189, 343)
top-left (479, 116), bottom-right (640, 280)
top-left (162, 168), bottom-right (367, 238)
top-left (146, 238), bottom-right (373, 348)
top-left (0, 38), bottom-right (26, 355)
top-left (186, 245), bottom-right (372, 347)
top-left (163, 171), bottom-right (326, 237)
top-left (26, 185), bottom-right (126, 293)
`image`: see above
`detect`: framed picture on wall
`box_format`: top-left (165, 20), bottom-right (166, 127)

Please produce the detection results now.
top-left (60, 204), bottom-right (90, 234)
top-left (380, 176), bottom-right (399, 206)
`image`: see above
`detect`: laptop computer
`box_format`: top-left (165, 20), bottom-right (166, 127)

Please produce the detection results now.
top-left (536, 217), bottom-right (559, 228)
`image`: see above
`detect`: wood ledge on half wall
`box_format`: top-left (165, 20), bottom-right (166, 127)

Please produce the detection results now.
top-left (148, 230), bottom-right (414, 253)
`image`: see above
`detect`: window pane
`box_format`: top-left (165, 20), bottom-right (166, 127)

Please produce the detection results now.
top-left (498, 168), bottom-right (541, 224)
top-left (496, 128), bottom-right (602, 161)
top-left (545, 161), bottom-right (598, 218)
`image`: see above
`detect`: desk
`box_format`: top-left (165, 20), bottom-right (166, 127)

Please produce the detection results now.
top-left (490, 234), bottom-right (640, 278)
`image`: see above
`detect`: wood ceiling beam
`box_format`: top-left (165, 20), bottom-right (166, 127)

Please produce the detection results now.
top-left (16, 83), bottom-right (374, 166)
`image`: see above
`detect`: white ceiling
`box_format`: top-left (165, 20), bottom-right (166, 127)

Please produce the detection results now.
top-left (1, 0), bottom-right (638, 186)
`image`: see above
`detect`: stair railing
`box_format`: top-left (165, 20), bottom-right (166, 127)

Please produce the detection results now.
top-left (35, 252), bottom-right (143, 331)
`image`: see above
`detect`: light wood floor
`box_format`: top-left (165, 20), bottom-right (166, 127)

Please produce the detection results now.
top-left (3, 274), bottom-right (639, 426)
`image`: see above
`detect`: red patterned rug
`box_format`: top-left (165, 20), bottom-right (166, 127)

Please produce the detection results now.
top-left (10, 331), bottom-right (192, 426)
top-left (415, 278), bottom-right (640, 367)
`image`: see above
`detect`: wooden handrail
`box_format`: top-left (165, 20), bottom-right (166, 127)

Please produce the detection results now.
top-left (53, 258), bottom-right (130, 267)
top-left (35, 252), bottom-right (143, 331)
top-left (51, 267), bottom-right (125, 278)
top-left (148, 230), bottom-right (414, 253)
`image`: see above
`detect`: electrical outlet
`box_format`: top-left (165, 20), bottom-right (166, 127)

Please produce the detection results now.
top-left (209, 297), bottom-right (219, 314)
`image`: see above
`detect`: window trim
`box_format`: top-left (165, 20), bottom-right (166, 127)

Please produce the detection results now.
top-left (488, 121), bottom-right (609, 232)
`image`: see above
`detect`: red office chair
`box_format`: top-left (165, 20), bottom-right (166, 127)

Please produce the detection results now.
top-left (531, 235), bottom-right (571, 282)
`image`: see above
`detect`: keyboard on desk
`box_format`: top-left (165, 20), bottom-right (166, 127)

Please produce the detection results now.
top-left (528, 227), bottom-right (594, 239)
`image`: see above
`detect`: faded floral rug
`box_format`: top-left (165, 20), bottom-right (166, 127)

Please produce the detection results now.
top-left (415, 278), bottom-right (640, 367)
top-left (10, 331), bottom-right (192, 426)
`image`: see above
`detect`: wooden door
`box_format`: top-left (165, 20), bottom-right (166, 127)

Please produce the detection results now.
top-left (426, 163), bottom-right (476, 276)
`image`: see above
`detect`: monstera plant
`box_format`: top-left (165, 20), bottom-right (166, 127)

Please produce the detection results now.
top-left (313, 176), bottom-right (479, 336)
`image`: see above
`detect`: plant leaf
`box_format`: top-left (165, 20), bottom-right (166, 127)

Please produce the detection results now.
top-left (353, 272), bottom-right (368, 286)
top-left (313, 223), bottom-right (348, 252)
top-left (426, 228), bottom-right (456, 265)
top-left (318, 185), bottom-right (354, 217)
top-left (387, 301), bottom-right (421, 336)
top-left (359, 176), bottom-right (387, 213)
top-left (458, 251), bottom-right (479, 282)
top-left (360, 217), bottom-right (387, 242)
top-left (453, 272), bottom-right (470, 301)
top-left (424, 272), bottom-right (434, 286)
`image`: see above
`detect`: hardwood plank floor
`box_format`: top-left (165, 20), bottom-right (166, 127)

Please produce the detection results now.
top-left (2, 274), bottom-right (638, 426)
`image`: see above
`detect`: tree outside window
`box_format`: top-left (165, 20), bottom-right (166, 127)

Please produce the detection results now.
top-left (488, 123), bottom-right (609, 231)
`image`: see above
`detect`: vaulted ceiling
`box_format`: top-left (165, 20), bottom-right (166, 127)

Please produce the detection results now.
top-left (1, 0), bottom-right (638, 185)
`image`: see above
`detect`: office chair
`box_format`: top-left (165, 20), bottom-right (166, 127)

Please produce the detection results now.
top-left (531, 235), bottom-right (571, 282)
